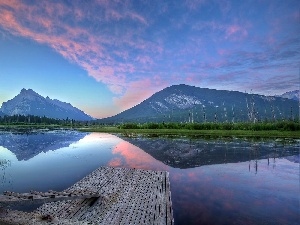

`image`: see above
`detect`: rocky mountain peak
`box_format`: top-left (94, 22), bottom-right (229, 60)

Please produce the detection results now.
top-left (0, 89), bottom-right (93, 121)
top-left (20, 88), bottom-right (37, 95)
top-left (279, 90), bottom-right (299, 101)
top-left (99, 84), bottom-right (299, 123)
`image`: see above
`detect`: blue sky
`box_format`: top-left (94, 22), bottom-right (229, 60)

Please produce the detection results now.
top-left (0, 0), bottom-right (299, 118)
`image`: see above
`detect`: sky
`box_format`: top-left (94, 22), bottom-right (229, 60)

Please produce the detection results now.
top-left (0, 0), bottom-right (299, 119)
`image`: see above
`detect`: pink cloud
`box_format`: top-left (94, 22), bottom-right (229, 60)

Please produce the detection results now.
top-left (182, 72), bottom-right (209, 86)
top-left (225, 25), bottom-right (248, 40)
top-left (0, 0), bottom-right (20, 9)
top-left (186, 74), bottom-right (197, 82)
top-left (113, 79), bottom-right (153, 110)
top-left (1, 0), bottom-right (296, 118)
top-left (105, 9), bottom-right (122, 21)
top-left (153, 75), bottom-right (164, 86)
top-left (113, 77), bottom-right (167, 111)
top-left (95, 0), bottom-right (148, 24)
top-left (0, 0), bottom-right (153, 97)
top-left (192, 20), bottom-right (250, 42)
top-left (127, 12), bottom-right (148, 25)
top-left (217, 49), bottom-right (228, 56)
top-left (135, 55), bottom-right (154, 65)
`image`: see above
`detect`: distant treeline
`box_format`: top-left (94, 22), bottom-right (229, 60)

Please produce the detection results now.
top-left (119, 121), bottom-right (300, 131)
top-left (1, 114), bottom-right (299, 131)
top-left (0, 114), bottom-right (84, 125)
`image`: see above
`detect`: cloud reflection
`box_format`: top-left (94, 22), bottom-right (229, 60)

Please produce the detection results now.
top-left (170, 158), bottom-right (299, 225)
top-left (108, 140), bottom-right (168, 171)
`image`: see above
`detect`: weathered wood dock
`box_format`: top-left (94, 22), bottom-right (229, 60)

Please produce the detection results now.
top-left (0, 167), bottom-right (174, 225)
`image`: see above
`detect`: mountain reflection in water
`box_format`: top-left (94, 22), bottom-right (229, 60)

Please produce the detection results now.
top-left (0, 132), bottom-right (121, 193)
top-left (119, 135), bottom-right (299, 168)
top-left (0, 130), bottom-right (87, 160)
top-left (0, 131), bottom-right (299, 225)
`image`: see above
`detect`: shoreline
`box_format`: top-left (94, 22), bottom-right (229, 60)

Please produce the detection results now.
top-left (0, 124), bottom-right (299, 139)
top-left (78, 127), bottom-right (300, 139)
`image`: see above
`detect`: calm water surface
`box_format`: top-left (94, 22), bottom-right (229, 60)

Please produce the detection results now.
top-left (0, 130), bottom-right (299, 225)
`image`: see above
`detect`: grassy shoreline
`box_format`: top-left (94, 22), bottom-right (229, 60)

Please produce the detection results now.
top-left (0, 124), bottom-right (299, 139)
top-left (78, 127), bottom-right (300, 139)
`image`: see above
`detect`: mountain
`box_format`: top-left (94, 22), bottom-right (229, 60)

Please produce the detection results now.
top-left (0, 111), bottom-right (6, 117)
top-left (99, 84), bottom-right (299, 123)
top-left (278, 90), bottom-right (299, 101)
top-left (0, 88), bottom-right (93, 121)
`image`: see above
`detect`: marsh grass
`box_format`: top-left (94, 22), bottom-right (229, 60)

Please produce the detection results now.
top-left (79, 126), bottom-right (300, 139)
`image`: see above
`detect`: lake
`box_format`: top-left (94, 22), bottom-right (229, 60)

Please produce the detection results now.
top-left (0, 130), bottom-right (299, 225)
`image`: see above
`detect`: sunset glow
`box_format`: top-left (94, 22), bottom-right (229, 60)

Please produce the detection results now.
top-left (0, 0), bottom-right (299, 118)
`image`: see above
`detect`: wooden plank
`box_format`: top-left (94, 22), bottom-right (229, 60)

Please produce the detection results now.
top-left (0, 166), bottom-right (174, 225)
top-left (0, 190), bottom-right (100, 205)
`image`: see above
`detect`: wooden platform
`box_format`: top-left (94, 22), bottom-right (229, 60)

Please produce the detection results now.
top-left (0, 167), bottom-right (174, 225)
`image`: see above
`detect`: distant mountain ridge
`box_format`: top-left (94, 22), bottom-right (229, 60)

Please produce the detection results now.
top-left (0, 88), bottom-right (93, 121)
top-left (99, 84), bottom-right (299, 123)
top-left (277, 90), bottom-right (299, 101)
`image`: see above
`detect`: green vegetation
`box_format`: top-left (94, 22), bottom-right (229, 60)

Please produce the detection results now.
top-left (80, 121), bottom-right (300, 139)
top-left (79, 127), bottom-right (300, 138)
top-left (1, 114), bottom-right (299, 138)
top-left (0, 114), bottom-right (88, 127)
top-left (118, 121), bottom-right (300, 131)
top-left (0, 114), bottom-right (92, 132)
top-left (0, 114), bottom-right (63, 125)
